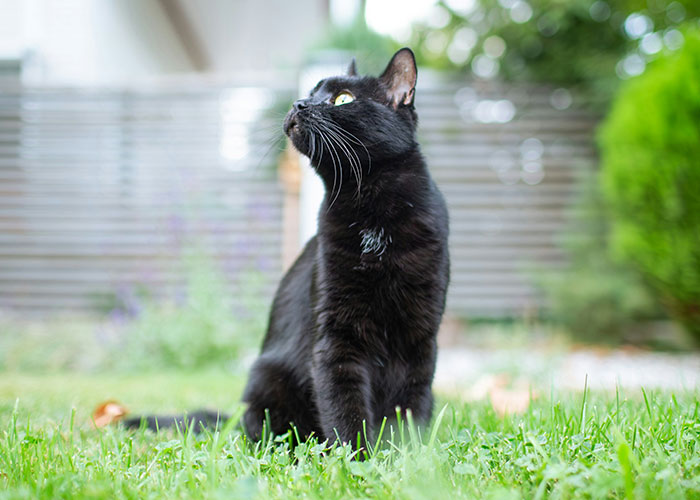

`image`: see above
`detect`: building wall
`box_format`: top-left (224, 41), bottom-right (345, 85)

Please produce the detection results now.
top-left (0, 0), bottom-right (327, 86)
top-left (173, 0), bottom-right (327, 74)
top-left (0, 0), bottom-right (25, 59)
top-left (35, 0), bottom-right (195, 85)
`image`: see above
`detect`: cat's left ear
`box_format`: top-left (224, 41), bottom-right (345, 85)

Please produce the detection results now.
top-left (379, 48), bottom-right (417, 108)
top-left (347, 57), bottom-right (357, 77)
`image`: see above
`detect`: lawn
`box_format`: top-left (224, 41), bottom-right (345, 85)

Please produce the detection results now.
top-left (1, 371), bottom-right (698, 499)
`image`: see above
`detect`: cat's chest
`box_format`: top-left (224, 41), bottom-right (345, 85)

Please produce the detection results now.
top-left (357, 226), bottom-right (392, 260)
top-left (320, 214), bottom-right (434, 282)
top-left (329, 222), bottom-right (395, 272)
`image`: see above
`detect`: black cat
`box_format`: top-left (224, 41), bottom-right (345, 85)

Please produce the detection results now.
top-left (240, 48), bottom-right (450, 450)
top-left (122, 49), bottom-right (449, 448)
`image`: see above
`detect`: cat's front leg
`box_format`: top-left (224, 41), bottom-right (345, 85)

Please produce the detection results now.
top-left (394, 378), bottom-right (434, 423)
top-left (311, 336), bottom-right (373, 451)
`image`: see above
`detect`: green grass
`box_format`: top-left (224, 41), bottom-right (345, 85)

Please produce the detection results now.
top-left (1, 372), bottom-right (699, 499)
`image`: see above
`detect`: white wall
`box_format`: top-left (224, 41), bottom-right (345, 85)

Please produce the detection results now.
top-left (27, 0), bottom-right (194, 85)
top-left (0, 0), bottom-right (27, 59)
top-left (173, 0), bottom-right (326, 74)
top-left (0, 0), bottom-right (327, 86)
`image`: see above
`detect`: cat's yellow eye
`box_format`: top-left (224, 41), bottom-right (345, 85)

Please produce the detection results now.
top-left (334, 92), bottom-right (355, 106)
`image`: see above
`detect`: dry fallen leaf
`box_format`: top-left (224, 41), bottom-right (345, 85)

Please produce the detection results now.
top-left (92, 400), bottom-right (129, 428)
top-left (435, 373), bottom-right (537, 416)
top-left (489, 385), bottom-right (533, 417)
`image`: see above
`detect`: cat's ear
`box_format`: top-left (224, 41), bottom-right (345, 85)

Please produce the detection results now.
top-left (379, 48), bottom-right (417, 108)
top-left (347, 57), bottom-right (357, 77)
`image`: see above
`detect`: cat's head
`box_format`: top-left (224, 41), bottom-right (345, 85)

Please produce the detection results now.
top-left (284, 48), bottom-right (419, 188)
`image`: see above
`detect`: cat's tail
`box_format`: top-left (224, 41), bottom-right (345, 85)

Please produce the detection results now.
top-left (122, 409), bottom-right (230, 432)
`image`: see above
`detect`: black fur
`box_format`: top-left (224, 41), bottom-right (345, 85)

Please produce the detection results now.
top-left (241, 48), bottom-right (450, 449)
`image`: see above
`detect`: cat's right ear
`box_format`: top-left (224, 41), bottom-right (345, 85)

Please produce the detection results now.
top-left (347, 58), bottom-right (357, 77)
top-left (379, 48), bottom-right (417, 109)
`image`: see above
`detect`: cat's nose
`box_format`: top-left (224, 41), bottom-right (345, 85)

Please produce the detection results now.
top-left (293, 99), bottom-right (309, 111)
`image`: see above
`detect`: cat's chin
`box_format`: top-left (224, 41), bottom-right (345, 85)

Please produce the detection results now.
top-left (284, 112), bottom-right (314, 159)
top-left (283, 113), bottom-right (297, 137)
top-left (286, 130), bottom-right (311, 159)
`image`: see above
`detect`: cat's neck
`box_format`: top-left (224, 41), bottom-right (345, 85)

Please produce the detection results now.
top-left (317, 149), bottom-right (432, 227)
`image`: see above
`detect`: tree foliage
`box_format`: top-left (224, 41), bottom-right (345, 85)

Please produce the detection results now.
top-left (409, 0), bottom-right (699, 101)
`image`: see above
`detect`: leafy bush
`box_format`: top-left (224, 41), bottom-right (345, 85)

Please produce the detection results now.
top-left (112, 252), bottom-right (269, 371)
top-left (537, 173), bottom-right (661, 342)
top-left (0, 254), bottom-right (269, 372)
top-left (599, 27), bottom-right (700, 341)
top-left (0, 315), bottom-right (107, 372)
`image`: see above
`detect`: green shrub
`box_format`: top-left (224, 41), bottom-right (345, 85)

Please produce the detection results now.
top-left (599, 27), bottom-right (700, 341)
top-left (0, 254), bottom-right (269, 373)
top-left (0, 316), bottom-right (107, 372)
top-left (114, 252), bottom-right (269, 371)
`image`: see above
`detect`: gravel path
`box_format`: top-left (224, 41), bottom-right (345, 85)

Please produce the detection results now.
top-left (434, 346), bottom-right (700, 394)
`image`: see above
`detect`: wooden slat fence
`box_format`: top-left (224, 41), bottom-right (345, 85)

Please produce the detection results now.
top-left (0, 78), bottom-right (598, 317)
top-left (416, 79), bottom-right (598, 317)
top-left (0, 85), bottom-right (292, 312)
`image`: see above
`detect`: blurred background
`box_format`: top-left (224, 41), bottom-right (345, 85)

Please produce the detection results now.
top-left (0, 0), bottom-right (698, 394)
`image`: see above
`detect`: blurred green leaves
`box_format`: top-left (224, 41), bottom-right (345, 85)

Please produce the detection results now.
top-left (536, 174), bottom-right (661, 342)
top-left (409, 0), bottom-right (699, 100)
top-left (311, 18), bottom-right (398, 75)
top-left (114, 252), bottom-right (268, 371)
top-left (600, 27), bottom-right (700, 341)
top-left (0, 252), bottom-right (269, 372)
